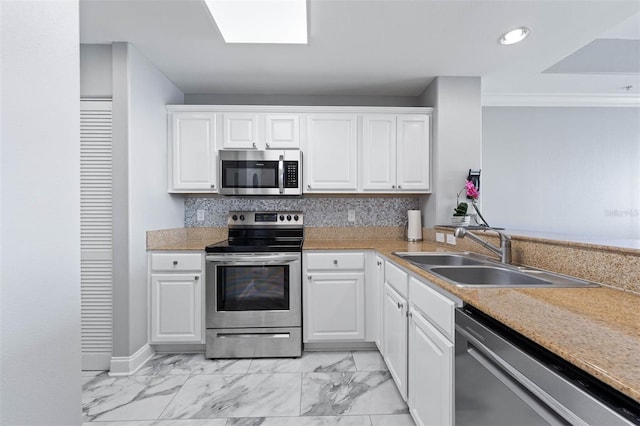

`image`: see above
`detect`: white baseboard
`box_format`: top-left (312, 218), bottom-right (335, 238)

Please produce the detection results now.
top-left (109, 344), bottom-right (155, 376)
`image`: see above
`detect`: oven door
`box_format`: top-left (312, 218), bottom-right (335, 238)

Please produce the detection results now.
top-left (205, 253), bottom-right (301, 329)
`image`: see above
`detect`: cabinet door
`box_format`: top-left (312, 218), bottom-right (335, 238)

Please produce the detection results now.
top-left (383, 282), bottom-right (408, 401)
top-left (169, 112), bottom-right (217, 192)
top-left (304, 114), bottom-right (357, 192)
top-left (150, 273), bottom-right (203, 343)
top-left (409, 308), bottom-right (454, 426)
top-left (397, 114), bottom-right (430, 191)
top-left (373, 255), bottom-right (385, 351)
top-left (361, 114), bottom-right (397, 191)
top-left (222, 113), bottom-right (258, 149)
top-left (265, 114), bottom-right (300, 149)
top-left (304, 272), bottom-right (365, 341)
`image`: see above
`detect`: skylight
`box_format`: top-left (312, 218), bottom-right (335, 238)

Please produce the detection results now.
top-left (204, 0), bottom-right (308, 44)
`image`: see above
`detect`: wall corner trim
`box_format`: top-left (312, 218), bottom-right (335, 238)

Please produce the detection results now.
top-left (109, 344), bottom-right (155, 376)
top-left (482, 93), bottom-right (640, 108)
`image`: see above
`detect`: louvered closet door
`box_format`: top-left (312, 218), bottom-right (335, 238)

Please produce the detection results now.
top-left (80, 100), bottom-right (113, 371)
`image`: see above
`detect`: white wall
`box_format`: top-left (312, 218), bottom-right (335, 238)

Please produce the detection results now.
top-left (418, 77), bottom-right (482, 226)
top-left (111, 43), bottom-right (184, 360)
top-left (80, 44), bottom-right (112, 98)
top-left (1, 0), bottom-right (81, 424)
top-left (128, 43), bottom-right (184, 353)
top-left (483, 106), bottom-right (640, 239)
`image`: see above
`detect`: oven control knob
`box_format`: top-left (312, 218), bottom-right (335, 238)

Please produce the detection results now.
top-left (232, 214), bottom-right (238, 221)
top-left (294, 215), bottom-right (299, 221)
top-left (280, 215), bottom-right (285, 221)
top-left (239, 215), bottom-right (245, 221)
top-left (287, 215), bottom-right (292, 221)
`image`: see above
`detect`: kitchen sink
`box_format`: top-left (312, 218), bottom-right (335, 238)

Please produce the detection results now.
top-left (392, 252), bottom-right (599, 288)
top-left (396, 253), bottom-right (487, 267)
top-left (430, 266), bottom-right (554, 287)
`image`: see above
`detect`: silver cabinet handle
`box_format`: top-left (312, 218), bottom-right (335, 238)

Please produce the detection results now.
top-left (307, 275), bottom-right (312, 280)
top-left (307, 184), bottom-right (311, 189)
top-left (377, 261), bottom-right (382, 266)
top-left (266, 143), bottom-right (271, 148)
top-left (173, 260), bottom-right (178, 266)
top-left (408, 311), bottom-right (412, 318)
top-left (333, 259), bottom-right (338, 265)
top-left (252, 142), bottom-right (257, 148)
top-left (397, 301), bottom-right (403, 309)
top-left (195, 276), bottom-right (199, 280)
top-left (392, 185), bottom-right (396, 189)
top-left (398, 185), bottom-right (402, 189)
top-left (211, 184), bottom-right (215, 188)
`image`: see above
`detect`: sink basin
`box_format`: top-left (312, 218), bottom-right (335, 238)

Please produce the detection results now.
top-left (430, 266), bottom-right (552, 287)
top-left (393, 252), bottom-right (599, 288)
top-left (396, 253), bottom-right (486, 267)
top-left (429, 266), bottom-right (599, 288)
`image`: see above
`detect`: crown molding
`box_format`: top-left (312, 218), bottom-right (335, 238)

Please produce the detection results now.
top-left (482, 93), bottom-right (640, 107)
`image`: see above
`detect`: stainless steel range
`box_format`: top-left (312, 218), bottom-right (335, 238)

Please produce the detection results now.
top-left (205, 211), bottom-right (303, 358)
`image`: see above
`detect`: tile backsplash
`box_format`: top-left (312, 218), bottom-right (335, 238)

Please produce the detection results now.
top-left (185, 196), bottom-right (420, 227)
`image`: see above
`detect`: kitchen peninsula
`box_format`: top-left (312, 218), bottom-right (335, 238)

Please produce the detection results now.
top-left (147, 225), bottom-right (640, 405)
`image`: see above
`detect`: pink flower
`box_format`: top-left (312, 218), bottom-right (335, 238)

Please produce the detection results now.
top-left (465, 180), bottom-right (479, 199)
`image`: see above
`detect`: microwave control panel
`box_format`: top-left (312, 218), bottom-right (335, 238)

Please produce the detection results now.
top-left (284, 161), bottom-right (299, 188)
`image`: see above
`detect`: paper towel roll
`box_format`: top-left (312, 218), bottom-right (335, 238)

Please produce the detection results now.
top-left (407, 210), bottom-right (422, 241)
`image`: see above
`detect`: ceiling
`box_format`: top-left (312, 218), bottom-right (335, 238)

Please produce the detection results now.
top-left (80, 0), bottom-right (640, 98)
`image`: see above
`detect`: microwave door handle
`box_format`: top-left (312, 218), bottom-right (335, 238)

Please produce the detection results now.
top-left (278, 155), bottom-right (284, 194)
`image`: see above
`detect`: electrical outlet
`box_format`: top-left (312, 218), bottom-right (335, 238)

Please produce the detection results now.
top-left (446, 234), bottom-right (457, 245)
top-left (347, 209), bottom-right (356, 222)
top-left (436, 232), bottom-right (445, 243)
top-left (196, 209), bottom-right (205, 222)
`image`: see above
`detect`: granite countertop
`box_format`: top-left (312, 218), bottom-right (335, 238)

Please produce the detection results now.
top-left (304, 239), bottom-right (640, 403)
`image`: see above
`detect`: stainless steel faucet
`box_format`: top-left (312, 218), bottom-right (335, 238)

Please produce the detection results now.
top-left (454, 227), bottom-right (512, 264)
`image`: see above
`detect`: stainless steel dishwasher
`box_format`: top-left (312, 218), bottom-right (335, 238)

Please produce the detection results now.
top-left (455, 305), bottom-right (639, 426)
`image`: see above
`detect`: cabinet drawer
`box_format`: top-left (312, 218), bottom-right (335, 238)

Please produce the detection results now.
top-left (385, 261), bottom-right (408, 298)
top-left (151, 253), bottom-right (202, 272)
top-left (409, 276), bottom-right (456, 340)
top-left (305, 252), bottom-right (365, 271)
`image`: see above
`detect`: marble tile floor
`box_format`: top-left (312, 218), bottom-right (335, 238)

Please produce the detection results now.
top-left (82, 351), bottom-right (415, 426)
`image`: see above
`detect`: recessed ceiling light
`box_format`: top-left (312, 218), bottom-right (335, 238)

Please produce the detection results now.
top-left (204, 0), bottom-right (308, 44)
top-left (499, 27), bottom-right (530, 45)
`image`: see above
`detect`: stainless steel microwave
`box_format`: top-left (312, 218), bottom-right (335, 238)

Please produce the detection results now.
top-left (218, 150), bottom-right (302, 196)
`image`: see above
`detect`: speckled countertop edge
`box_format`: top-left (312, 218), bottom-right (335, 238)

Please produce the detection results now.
top-left (304, 238), bottom-right (640, 403)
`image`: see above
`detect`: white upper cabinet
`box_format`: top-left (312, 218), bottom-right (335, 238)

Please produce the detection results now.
top-left (265, 114), bottom-right (300, 149)
top-left (168, 111), bottom-right (217, 193)
top-left (361, 115), bottom-right (397, 191)
top-left (304, 113), bottom-right (358, 192)
top-left (221, 113), bottom-right (259, 149)
top-left (221, 113), bottom-right (300, 150)
top-left (397, 114), bottom-right (430, 191)
top-left (361, 113), bottom-right (430, 193)
top-left (167, 106), bottom-right (431, 194)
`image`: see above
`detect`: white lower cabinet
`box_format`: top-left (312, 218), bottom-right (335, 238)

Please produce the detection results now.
top-left (304, 251), bottom-right (366, 341)
top-left (148, 252), bottom-right (205, 344)
top-left (408, 306), bottom-right (454, 426)
top-left (407, 275), bottom-right (457, 426)
top-left (383, 281), bottom-right (408, 401)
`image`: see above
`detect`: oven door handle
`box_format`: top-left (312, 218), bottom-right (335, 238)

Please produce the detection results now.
top-left (205, 254), bottom-right (299, 264)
